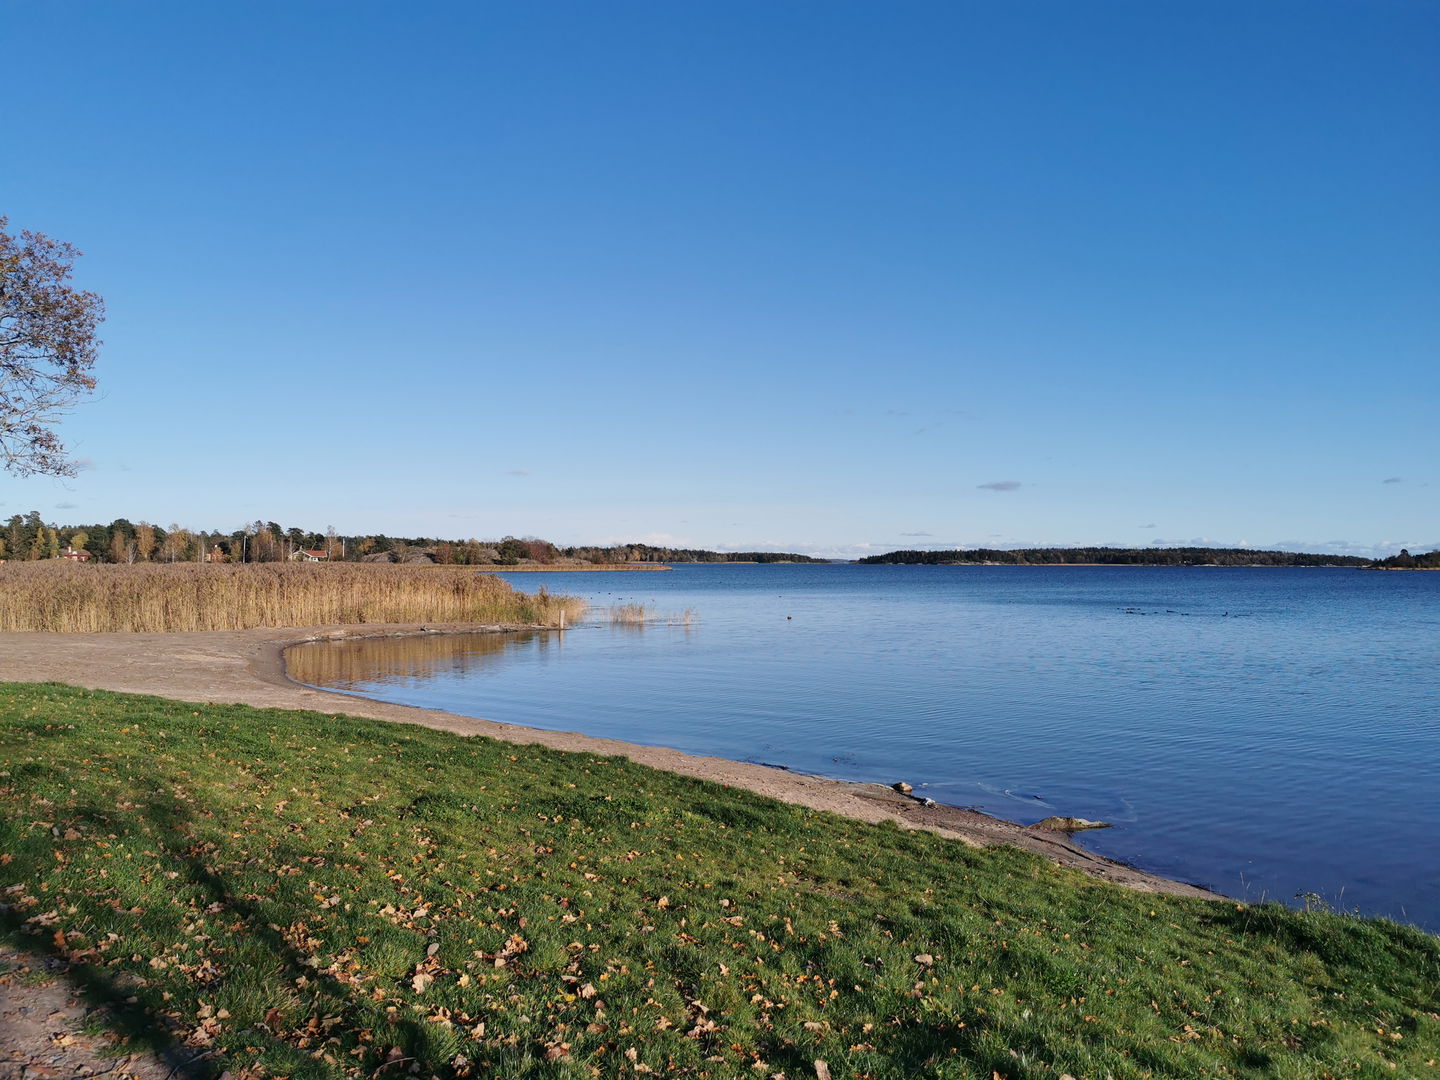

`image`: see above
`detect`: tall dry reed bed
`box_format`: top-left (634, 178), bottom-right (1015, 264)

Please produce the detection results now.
top-left (0, 561), bottom-right (586, 633)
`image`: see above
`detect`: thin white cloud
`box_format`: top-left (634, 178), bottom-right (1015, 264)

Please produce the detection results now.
top-left (506, 468), bottom-right (531, 477)
top-left (1149, 536), bottom-right (1221, 548)
top-left (1137, 537), bottom-right (1440, 560)
top-left (978, 480), bottom-right (1022, 492)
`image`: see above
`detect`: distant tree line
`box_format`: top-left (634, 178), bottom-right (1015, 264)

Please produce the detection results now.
top-left (561, 543), bottom-right (825, 564)
top-left (1371, 548), bottom-right (1440, 570)
top-left (0, 511), bottom-right (825, 566)
top-left (857, 547), bottom-right (1381, 567)
top-left (11, 512), bottom-right (1426, 568)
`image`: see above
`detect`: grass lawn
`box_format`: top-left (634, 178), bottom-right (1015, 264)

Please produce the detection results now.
top-left (1, 683), bottom-right (1435, 1079)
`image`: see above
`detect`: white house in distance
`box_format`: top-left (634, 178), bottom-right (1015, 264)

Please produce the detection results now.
top-left (289, 549), bottom-right (330, 562)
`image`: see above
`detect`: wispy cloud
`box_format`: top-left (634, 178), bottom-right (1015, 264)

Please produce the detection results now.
top-left (55, 501), bottom-right (78, 510)
top-left (1136, 536), bottom-right (1440, 560)
top-left (894, 541), bottom-right (967, 551)
top-left (1376, 539), bottom-right (1440, 554)
top-left (689, 539), bottom-right (893, 560)
top-left (1149, 536), bottom-right (1221, 547)
top-left (978, 480), bottom-right (1022, 492)
top-left (899, 531), bottom-right (933, 537)
top-left (506, 468), bottom-right (531, 477)
top-left (793, 540), bottom-right (956, 559)
top-left (1138, 523), bottom-right (1157, 529)
top-left (1382, 476), bottom-right (1403, 484)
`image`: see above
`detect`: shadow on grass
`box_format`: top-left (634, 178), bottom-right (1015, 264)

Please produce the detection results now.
top-left (0, 840), bottom-right (214, 1076)
top-left (0, 786), bottom-right (461, 1080)
top-left (1207, 898), bottom-right (1440, 982)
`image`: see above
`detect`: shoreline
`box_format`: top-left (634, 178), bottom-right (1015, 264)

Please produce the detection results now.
top-left (0, 624), bottom-right (1216, 900)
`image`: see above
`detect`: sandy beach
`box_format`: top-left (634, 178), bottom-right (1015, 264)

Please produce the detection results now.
top-left (0, 624), bottom-right (1216, 900)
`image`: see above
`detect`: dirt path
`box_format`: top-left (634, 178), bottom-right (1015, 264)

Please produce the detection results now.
top-left (0, 942), bottom-right (202, 1080)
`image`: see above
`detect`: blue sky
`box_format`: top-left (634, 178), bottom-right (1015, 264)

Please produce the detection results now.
top-left (3, 1), bottom-right (1435, 558)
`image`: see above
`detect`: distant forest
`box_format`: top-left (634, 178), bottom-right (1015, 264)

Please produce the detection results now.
top-left (1371, 548), bottom-right (1440, 570)
top-left (858, 547), bottom-right (1388, 568)
top-left (4, 511), bottom-right (1432, 569)
top-left (0, 511), bottom-right (826, 566)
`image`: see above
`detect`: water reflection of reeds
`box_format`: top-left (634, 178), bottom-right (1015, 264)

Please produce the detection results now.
top-left (287, 631), bottom-right (544, 689)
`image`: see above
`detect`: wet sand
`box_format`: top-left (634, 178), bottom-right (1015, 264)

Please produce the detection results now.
top-left (0, 624), bottom-right (1217, 900)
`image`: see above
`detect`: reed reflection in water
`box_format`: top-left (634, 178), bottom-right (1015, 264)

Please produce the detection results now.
top-left (287, 631), bottom-right (545, 691)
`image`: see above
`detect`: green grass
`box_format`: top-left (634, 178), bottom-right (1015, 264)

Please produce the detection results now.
top-left (1, 683), bottom-right (1435, 1080)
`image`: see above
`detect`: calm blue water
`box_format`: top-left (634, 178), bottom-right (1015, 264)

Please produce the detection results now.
top-left (291, 565), bottom-right (1440, 930)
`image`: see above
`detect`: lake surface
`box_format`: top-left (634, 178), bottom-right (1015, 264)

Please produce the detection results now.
top-left (288, 564), bottom-right (1440, 931)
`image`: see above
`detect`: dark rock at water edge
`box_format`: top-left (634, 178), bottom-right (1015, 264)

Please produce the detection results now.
top-left (1029, 816), bottom-right (1112, 832)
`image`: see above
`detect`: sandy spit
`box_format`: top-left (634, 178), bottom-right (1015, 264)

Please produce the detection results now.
top-left (0, 624), bottom-right (1217, 900)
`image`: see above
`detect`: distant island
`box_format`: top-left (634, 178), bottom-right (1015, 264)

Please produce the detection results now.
top-left (557, 543), bottom-right (828, 565)
top-left (858, 546), bottom-right (1382, 567)
top-left (1371, 548), bottom-right (1440, 570)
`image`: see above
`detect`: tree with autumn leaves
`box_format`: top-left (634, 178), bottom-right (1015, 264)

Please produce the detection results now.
top-left (0, 215), bottom-right (104, 477)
